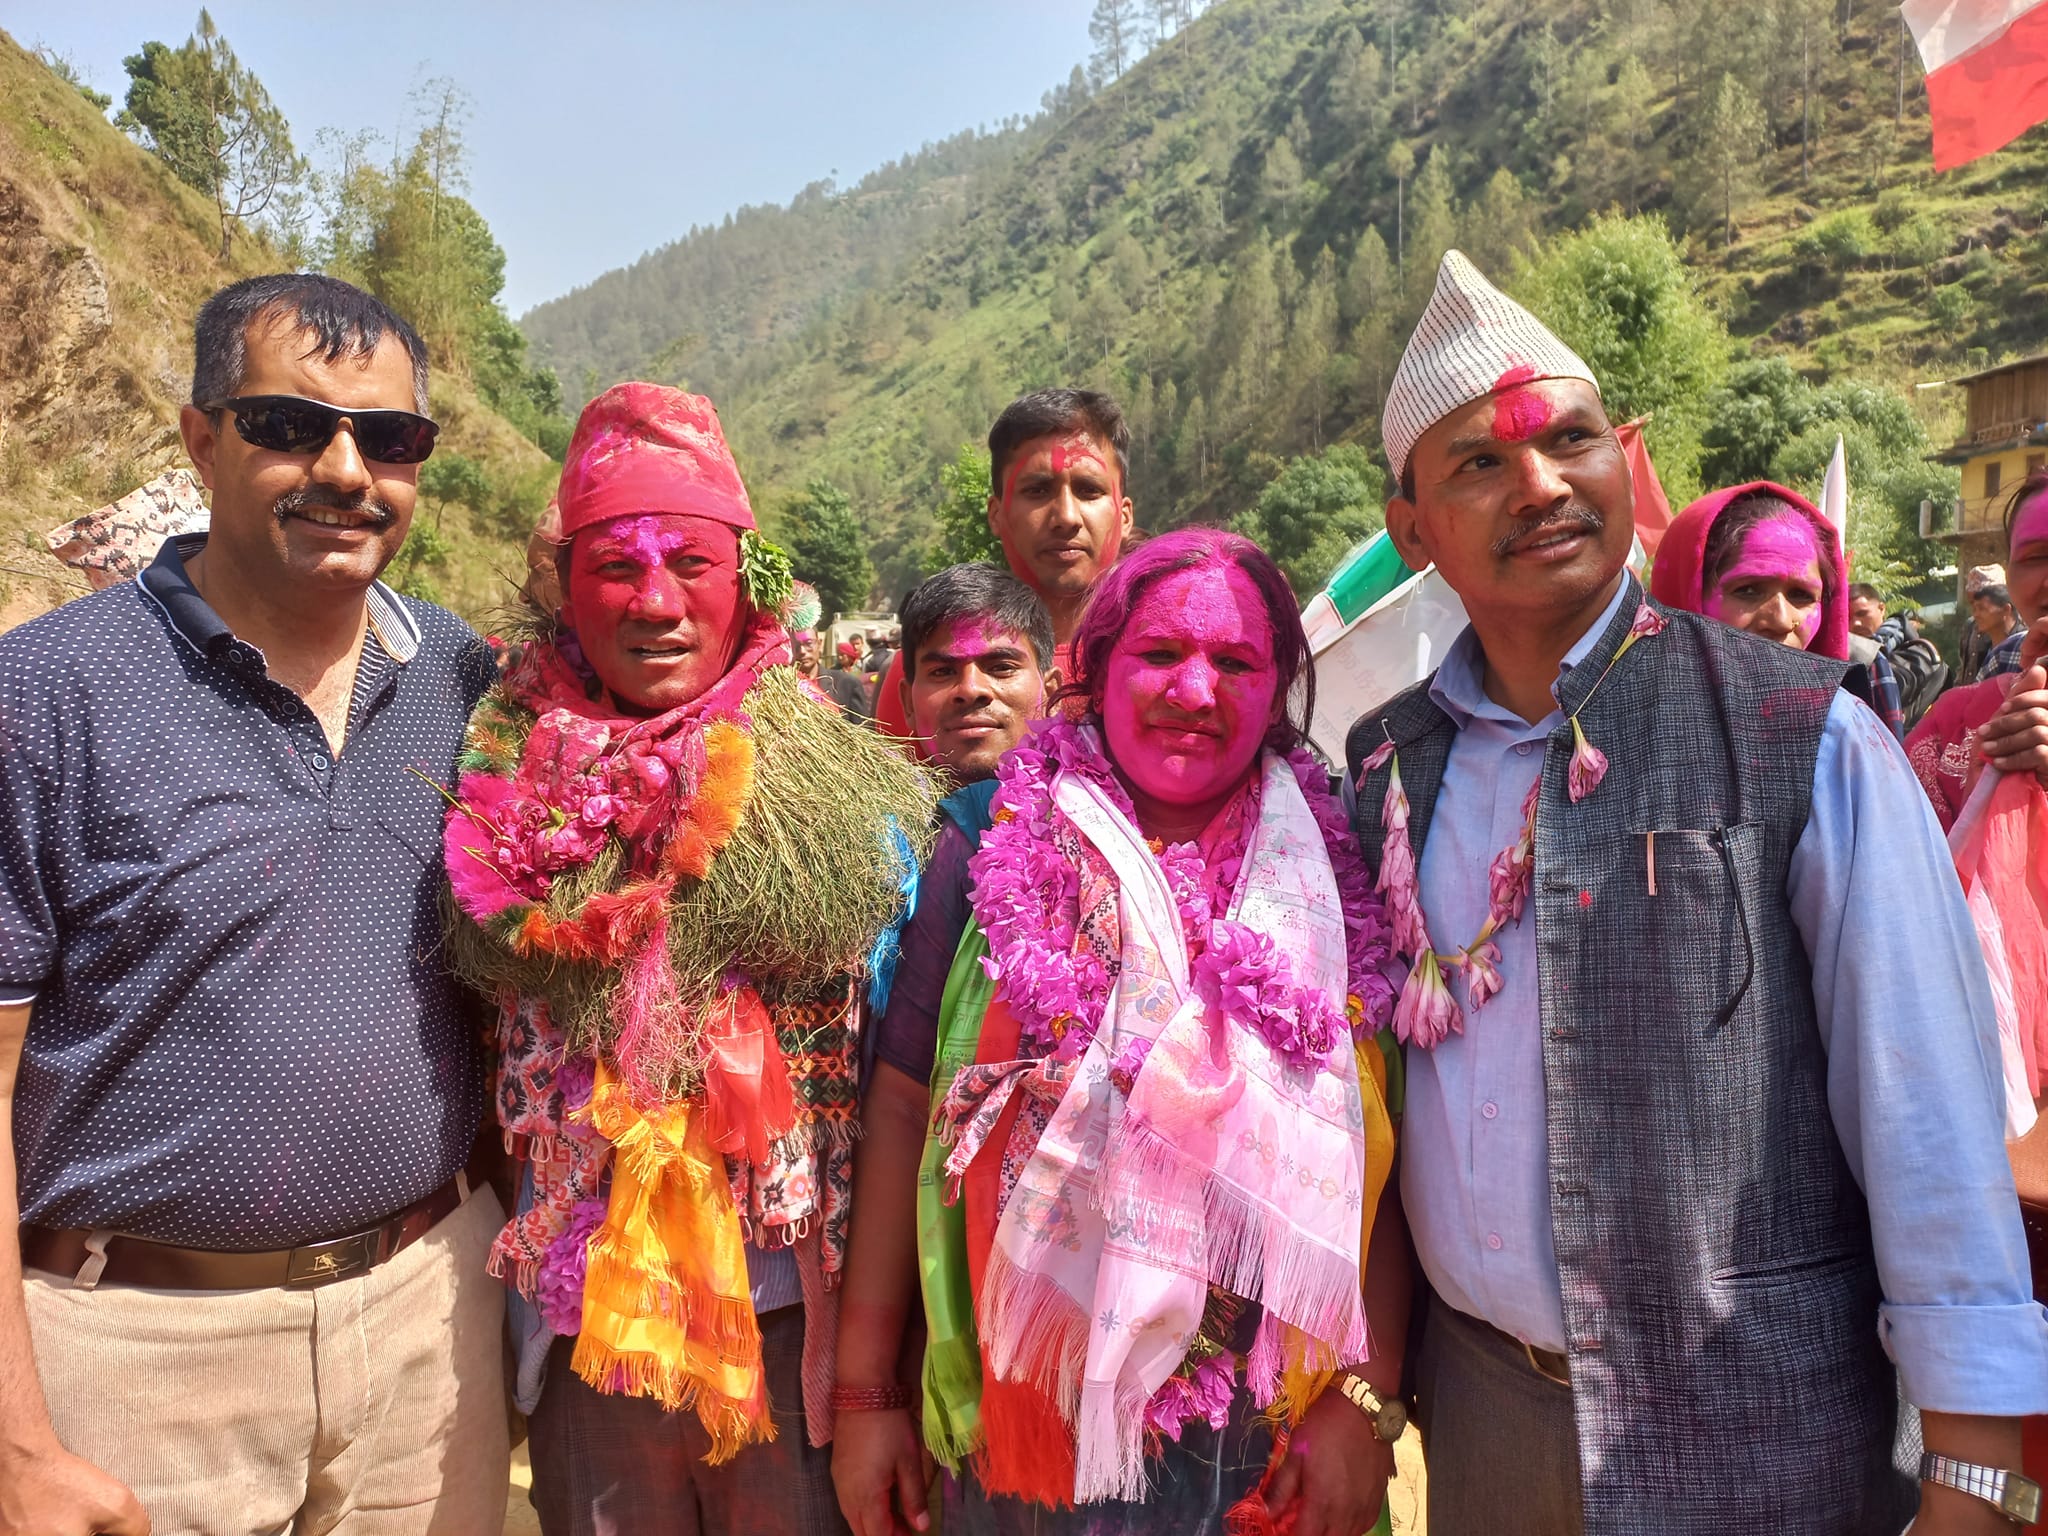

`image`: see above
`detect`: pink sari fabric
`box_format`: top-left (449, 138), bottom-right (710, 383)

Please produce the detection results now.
top-left (1907, 677), bottom-right (2007, 833)
top-left (976, 753), bottom-right (1367, 1503)
top-left (1909, 676), bottom-right (2047, 1123)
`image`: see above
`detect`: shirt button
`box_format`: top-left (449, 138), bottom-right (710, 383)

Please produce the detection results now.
top-left (1481, 1100), bottom-right (1500, 1119)
top-left (1515, 743), bottom-right (1534, 756)
top-left (311, 753), bottom-right (330, 771)
top-left (1486, 1232), bottom-right (1504, 1251)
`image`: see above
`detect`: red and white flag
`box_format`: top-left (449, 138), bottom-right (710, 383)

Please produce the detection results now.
top-left (1902, 0), bottom-right (2048, 170)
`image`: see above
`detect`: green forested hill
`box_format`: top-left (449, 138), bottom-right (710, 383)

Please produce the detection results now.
top-left (524, 0), bottom-right (2048, 604)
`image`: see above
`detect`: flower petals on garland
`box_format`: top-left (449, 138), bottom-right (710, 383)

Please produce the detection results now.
top-left (969, 717), bottom-right (1394, 1071)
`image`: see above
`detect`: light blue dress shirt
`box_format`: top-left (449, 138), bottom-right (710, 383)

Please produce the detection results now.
top-left (1382, 585), bottom-right (2048, 1416)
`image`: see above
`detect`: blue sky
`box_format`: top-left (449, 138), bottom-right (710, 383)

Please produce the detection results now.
top-left (11, 3), bottom-right (1101, 313)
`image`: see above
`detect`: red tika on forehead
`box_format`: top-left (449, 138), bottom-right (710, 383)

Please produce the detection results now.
top-left (1004, 435), bottom-right (1111, 505)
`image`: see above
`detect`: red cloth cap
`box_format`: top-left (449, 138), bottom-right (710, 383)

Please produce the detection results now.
top-left (1649, 480), bottom-right (1850, 661)
top-left (836, 640), bottom-right (862, 662)
top-left (556, 383), bottom-right (755, 539)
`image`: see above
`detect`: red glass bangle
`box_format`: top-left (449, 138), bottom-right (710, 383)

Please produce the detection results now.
top-left (831, 1383), bottom-right (914, 1413)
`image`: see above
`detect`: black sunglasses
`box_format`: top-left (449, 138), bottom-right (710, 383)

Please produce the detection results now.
top-left (206, 394), bottom-right (440, 465)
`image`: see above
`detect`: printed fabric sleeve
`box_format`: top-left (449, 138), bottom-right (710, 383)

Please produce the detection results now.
top-left (871, 821), bottom-right (975, 1086)
top-left (0, 654), bottom-right (58, 1001)
top-left (1787, 690), bottom-right (2048, 1416)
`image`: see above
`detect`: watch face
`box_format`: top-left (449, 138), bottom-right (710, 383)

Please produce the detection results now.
top-left (1999, 1476), bottom-right (2042, 1523)
top-left (1376, 1400), bottom-right (1410, 1442)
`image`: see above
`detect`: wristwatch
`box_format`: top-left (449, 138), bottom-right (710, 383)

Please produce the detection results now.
top-left (1919, 1452), bottom-right (2042, 1526)
top-left (1335, 1371), bottom-right (1408, 1444)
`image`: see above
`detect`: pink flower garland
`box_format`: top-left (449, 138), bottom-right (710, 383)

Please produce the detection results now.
top-left (969, 717), bottom-right (1394, 1072)
top-left (1371, 601), bottom-right (1667, 1049)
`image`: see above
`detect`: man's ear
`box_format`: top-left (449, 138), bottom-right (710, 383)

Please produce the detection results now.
top-left (897, 672), bottom-right (915, 733)
top-left (985, 493), bottom-right (1003, 541)
top-left (1384, 491), bottom-right (1432, 574)
top-left (1038, 666), bottom-right (1063, 715)
top-left (180, 404), bottom-right (221, 493)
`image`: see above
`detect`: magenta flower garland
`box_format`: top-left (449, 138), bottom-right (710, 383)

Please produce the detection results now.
top-left (1372, 601), bottom-right (1667, 1049)
top-left (970, 715), bottom-right (1396, 1075)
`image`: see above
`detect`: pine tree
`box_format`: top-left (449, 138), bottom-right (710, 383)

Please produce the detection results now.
top-left (118, 9), bottom-right (305, 256)
top-left (1404, 150), bottom-right (1460, 307)
top-left (1693, 72), bottom-right (1767, 250)
top-left (1088, 0), bottom-right (1143, 83)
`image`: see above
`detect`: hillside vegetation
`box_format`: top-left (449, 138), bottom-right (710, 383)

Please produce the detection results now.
top-left (524, 0), bottom-right (2048, 605)
top-left (0, 28), bottom-right (555, 627)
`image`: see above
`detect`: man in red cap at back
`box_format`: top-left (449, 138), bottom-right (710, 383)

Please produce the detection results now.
top-left (439, 383), bottom-right (934, 1536)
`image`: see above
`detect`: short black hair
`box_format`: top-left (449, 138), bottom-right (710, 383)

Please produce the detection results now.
top-left (899, 563), bottom-right (1054, 681)
top-left (1975, 583), bottom-right (2014, 609)
top-left (987, 388), bottom-right (1130, 500)
top-left (1848, 582), bottom-right (1883, 604)
top-left (193, 274), bottom-right (430, 414)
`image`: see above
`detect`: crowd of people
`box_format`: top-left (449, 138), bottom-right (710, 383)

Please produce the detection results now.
top-left (0, 250), bottom-right (2042, 1536)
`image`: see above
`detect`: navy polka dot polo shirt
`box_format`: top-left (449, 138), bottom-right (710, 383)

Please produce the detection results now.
top-left (0, 534), bottom-right (497, 1249)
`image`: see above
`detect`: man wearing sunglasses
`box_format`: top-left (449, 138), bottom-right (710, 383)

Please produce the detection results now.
top-left (0, 273), bottom-right (507, 1534)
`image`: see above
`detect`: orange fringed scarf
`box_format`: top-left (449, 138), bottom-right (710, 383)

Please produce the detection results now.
top-left (572, 1061), bottom-right (774, 1462)
top-left (962, 998), bottom-right (1078, 1508)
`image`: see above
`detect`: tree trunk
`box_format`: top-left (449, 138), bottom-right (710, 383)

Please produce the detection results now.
top-left (1801, 14), bottom-right (1811, 185)
top-left (1897, 13), bottom-right (1906, 123)
top-left (1395, 177), bottom-right (1405, 277)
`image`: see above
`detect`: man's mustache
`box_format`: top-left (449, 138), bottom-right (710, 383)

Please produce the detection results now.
top-left (272, 487), bottom-right (398, 527)
top-left (1492, 505), bottom-right (1603, 558)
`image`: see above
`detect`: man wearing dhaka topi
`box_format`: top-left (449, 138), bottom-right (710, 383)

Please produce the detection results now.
top-left (439, 383), bottom-right (934, 1536)
top-left (1345, 251), bottom-right (2048, 1535)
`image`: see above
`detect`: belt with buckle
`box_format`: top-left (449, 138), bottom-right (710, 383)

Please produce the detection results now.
top-left (19, 1169), bottom-right (471, 1291)
top-left (1477, 1314), bottom-right (1572, 1387)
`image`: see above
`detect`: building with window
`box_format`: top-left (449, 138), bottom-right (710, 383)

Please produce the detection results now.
top-left (1933, 351), bottom-right (2048, 575)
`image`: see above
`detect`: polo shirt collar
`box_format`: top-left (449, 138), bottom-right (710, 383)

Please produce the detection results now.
top-left (139, 532), bottom-right (419, 665)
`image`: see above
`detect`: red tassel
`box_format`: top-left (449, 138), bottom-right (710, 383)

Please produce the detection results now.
top-left (1224, 1432), bottom-right (1297, 1536)
top-left (700, 988), bottom-right (799, 1166)
top-left (958, 998), bottom-right (1077, 1509)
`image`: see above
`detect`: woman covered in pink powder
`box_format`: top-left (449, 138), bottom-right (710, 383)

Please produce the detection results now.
top-left (1903, 474), bottom-right (2048, 1495)
top-left (1649, 480), bottom-right (1851, 657)
top-left (836, 529), bottom-right (1410, 1536)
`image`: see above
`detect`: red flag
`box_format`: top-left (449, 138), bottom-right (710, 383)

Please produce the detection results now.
top-left (1903, 0), bottom-right (2048, 171)
top-left (1617, 418), bottom-right (1673, 558)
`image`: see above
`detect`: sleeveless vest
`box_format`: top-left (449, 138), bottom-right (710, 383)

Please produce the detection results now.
top-left (1344, 584), bottom-right (1915, 1536)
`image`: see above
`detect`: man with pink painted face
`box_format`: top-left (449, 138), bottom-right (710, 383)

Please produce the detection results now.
top-left (872, 390), bottom-right (1134, 743)
top-left (835, 530), bottom-right (1405, 1536)
top-left (437, 383), bottom-right (934, 1536)
top-left (1345, 251), bottom-right (2048, 1536)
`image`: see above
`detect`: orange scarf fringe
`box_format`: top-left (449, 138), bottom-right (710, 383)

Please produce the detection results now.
top-left (572, 1062), bottom-right (774, 1463)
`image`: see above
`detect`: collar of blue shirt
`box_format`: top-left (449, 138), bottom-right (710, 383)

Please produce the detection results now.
top-left (1427, 573), bottom-right (1634, 731)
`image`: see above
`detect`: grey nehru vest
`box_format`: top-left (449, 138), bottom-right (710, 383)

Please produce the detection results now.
top-left (1346, 581), bottom-right (1916, 1536)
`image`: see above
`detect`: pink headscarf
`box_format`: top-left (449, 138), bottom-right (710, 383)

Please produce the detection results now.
top-left (1650, 480), bottom-right (1850, 661)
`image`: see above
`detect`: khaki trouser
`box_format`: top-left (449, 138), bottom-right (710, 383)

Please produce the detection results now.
top-left (24, 1186), bottom-right (510, 1536)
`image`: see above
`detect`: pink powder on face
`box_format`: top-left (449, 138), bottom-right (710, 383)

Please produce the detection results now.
top-left (1101, 564), bottom-right (1278, 811)
top-left (1001, 435), bottom-right (1114, 508)
top-left (1705, 516), bottom-right (1825, 644)
top-left (2011, 490), bottom-right (2048, 554)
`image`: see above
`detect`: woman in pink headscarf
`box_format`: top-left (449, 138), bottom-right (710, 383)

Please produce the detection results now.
top-left (1906, 469), bottom-right (2048, 1487)
top-left (1649, 480), bottom-right (1850, 657)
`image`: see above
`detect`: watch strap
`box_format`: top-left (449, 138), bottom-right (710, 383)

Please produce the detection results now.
top-left (1919, 1451), bottom-right (2043, 1525)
